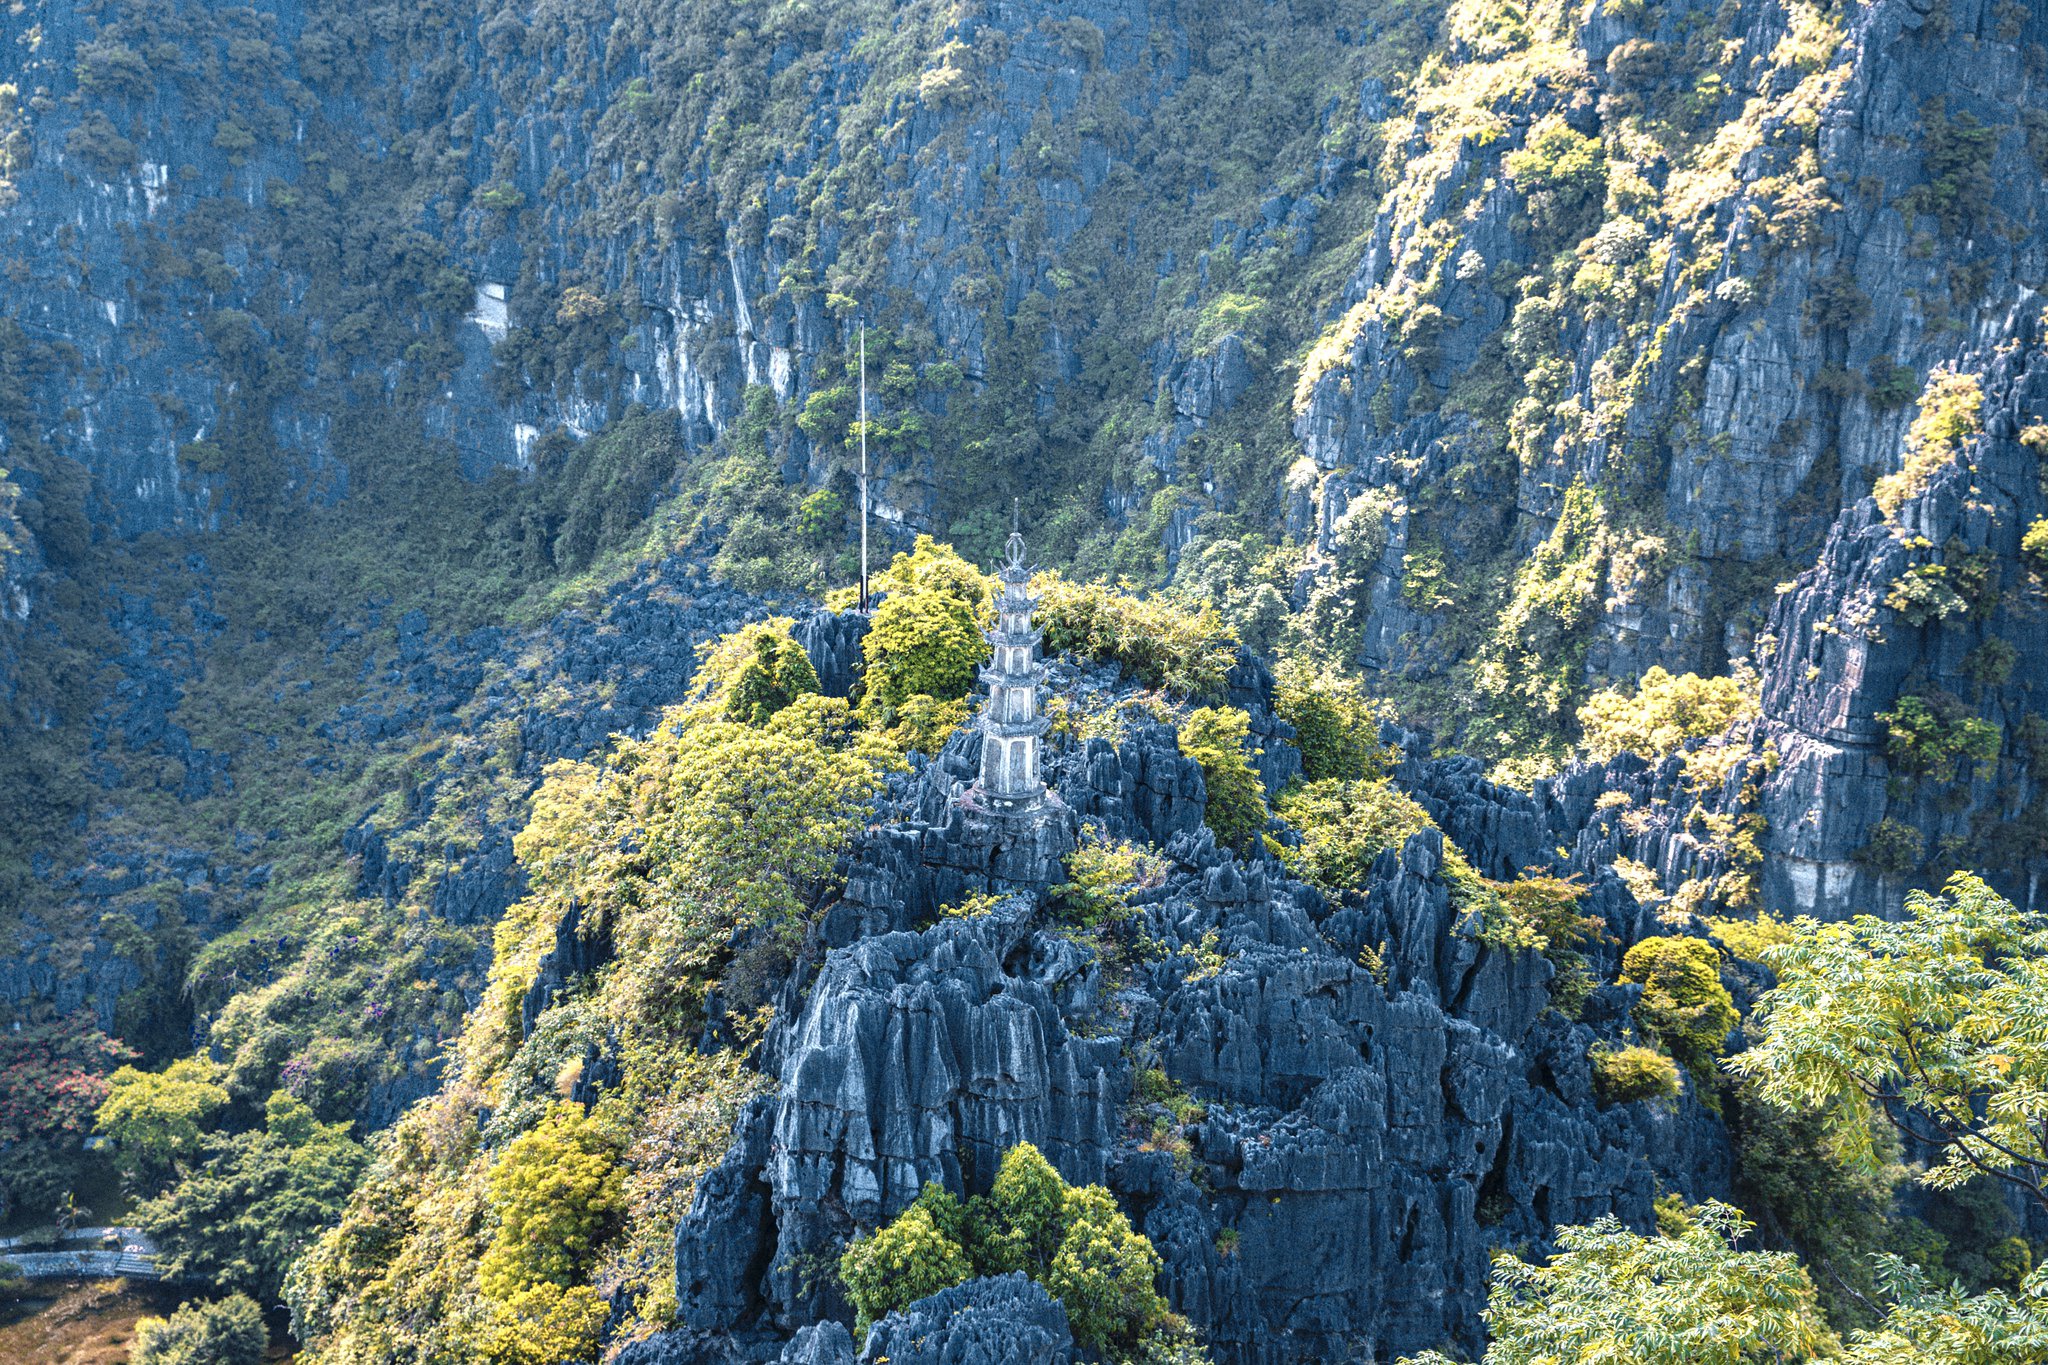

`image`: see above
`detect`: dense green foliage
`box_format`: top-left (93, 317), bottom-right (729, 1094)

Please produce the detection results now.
top-left (1619, 937), bottom-right (1737, 1085)
top-left (1731, 875), bottom-right (2048, 1209)
top-left (694, 619), bottom-right (822, 726)
top-left (1590, 1045), bottom-right (1682, 1107)
top-left (853, 537), bottom-right (993, 731)
top-left (1400, 1203), bottom-right (1835, 1365)
top-left (1878, 691), bottom-right (2002, 780)
top-left (95, 1058), bottom-right (230, 1184)
top-left (1035, 575), bottom-right (1239, 702)
top-left (132, 1293), bottom-right (269, 1365)
top-left (839, 1200), bottom-right (974, 1332)
top-left (137, 1091), bottom-right (368, 1303)
top-left (1272, 664), bottom-right (1383, 782)
top-left (1275, 778), bottom-right (1436, 891)
top-left (279, 622), bottom-right (903, 1363)
top-left (839, 1144), bottom-right (1183, 1360)
top-left (1179, 707), bottom-right (1269, 853)
top-left (1577, 667), bottom-right (1760, 762)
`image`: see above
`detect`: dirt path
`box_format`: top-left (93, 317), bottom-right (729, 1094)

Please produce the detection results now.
top-left (0, 1278), bottom-right (175, 1365)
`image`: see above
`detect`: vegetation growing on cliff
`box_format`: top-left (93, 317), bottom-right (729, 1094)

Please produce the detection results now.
top-left (1417, 875), bottom-right (2048, 1363)
top-left (840, 1143), bottom-right (1193, 1362)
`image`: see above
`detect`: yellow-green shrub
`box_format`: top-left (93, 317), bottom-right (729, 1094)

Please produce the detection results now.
top-left (1180, 707), bottom-right (1268, 853)
top-left (1620, 937), bottom-right (1738, 1081)
top-left (1874, 369), bottom-right (1982, 517)
top-left (1276, 778), bottom-right (1435, 891)
top-left (1591, 1045), bottom-right (1682, 1106)
top-left (1577, 666), bottom-right (1760, 761)
top-left (1034, 574), bottom-right (1237, 701)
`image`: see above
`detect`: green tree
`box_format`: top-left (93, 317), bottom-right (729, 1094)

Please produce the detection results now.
top-left (1399, 1203), bottom-right (1835, 1365)
top-left (693, 618), bottom-right (820, 725)
top-left (1275, 778), bottom-right (1435, 891)
top-left (132, 1293), bottom-right (268, 1365)
top-left (479, 1102), bottom-right (624, 1299)
top-left (1729, 875), bottom-right (2048, 1212)
top-left (1577, 666), bottom-right (1760, 761)
top-left (1181, 706), bottom-right (1268, 853)
top-left (647, 718), bottom-right (892, 938)
top-left (1876, 691), bottom-right (2001, 780)
top-left (839, 1202), bottom-right (973, 1334)
top-left (984, 1141), bottom-right (1069, 1275)
top-left (1046, 1184), bottom-right (1168, 1354)
top-left (1843, 1258), bottom-right (2048, 1363)
top-left (96, 1057), bottom-right (230, 1184)
top-left (139, 1091), bottom-right (368, 1302)
top-left (1273, 665), bottom-right (1381, 781)
top-left (836, 1143), bottom-right (1172, 1353)
top-left (1620, 936), bottom-right (1737, 1083)
top-left (860, 580), bottom-right (988, 714)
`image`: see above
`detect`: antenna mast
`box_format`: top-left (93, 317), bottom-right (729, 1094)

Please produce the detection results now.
top-left (858, 319), bottom-right (870, 612)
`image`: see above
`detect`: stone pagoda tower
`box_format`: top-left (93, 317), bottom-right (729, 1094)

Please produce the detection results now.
top-left (978, 507), bottom-right (1047, 814)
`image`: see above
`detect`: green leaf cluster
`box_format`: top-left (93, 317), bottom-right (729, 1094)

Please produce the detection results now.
top-left (1399, 1202), bottom-right (1834, 1365)
top-left (96, 1057), bottom-right (230, 1183)
top-left (1878, 691), bottom-right (2001, 781)
top-left (693, 618), bottom-right (821, 726)
top-left (138, 1091), bottom-right (369, 1303)
top-left (1731, 874), bottom-right (2048, 1204)
top-left (1590, 1045), bottom-right (1682, 1107)
top-left (1035, 574), bottom-right (1239, 702)
top-left (839, 1143), bottom-right (1179, 1358)
top-left (1577, 666), bottom-right (1760, 762)
top-left (1179, 707), bottom-right (1268, 854)
top-left (1272, 664), bottom-right (1384, 782)
top-left (1619, 936), bottom-right (1737, 1084)
top-left (132, 1293), bottom-right (268, 1365)
top-left (1275, 778), bottom-right (1435, 892)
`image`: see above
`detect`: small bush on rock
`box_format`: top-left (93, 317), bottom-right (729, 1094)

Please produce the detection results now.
top-left (1874, 369), bottom-right (1982, 518)
top-left (1273, 664), bottom-right (1383, 781)
top-left (837, 1143), bottom-right (1174, 1356)
top-left (1577, 666), bottom-right (1759, 761)
top-left (1035, 574), bottom-right (1238, 701)
top-left (1878, 690), bottom-right (2001, 780)
top-left (1620, 937), bottom-right (1738, 1083)
top-left (1591, 1045), bottom-right (1682, 1106)
top-left (840, 1201), bottom-right (974, 1334)
top-left (1276, 778), bottom-right (1435, 892)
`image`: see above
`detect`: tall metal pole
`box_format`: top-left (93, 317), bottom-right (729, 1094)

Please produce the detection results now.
top-left (858, 320), bottom-right (869, 612)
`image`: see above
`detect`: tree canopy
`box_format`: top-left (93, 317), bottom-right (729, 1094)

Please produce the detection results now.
top-left (1400, 1203), bottom-right (1833, 1365)
top-left (1730, 874), bottom-right (2048, 1211)
top-left (839, 1143), bottom-right (1177, 1357)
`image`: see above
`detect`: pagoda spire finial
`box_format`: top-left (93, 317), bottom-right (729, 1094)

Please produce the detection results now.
top-left (1004, 498), bottom-right (1027, 574)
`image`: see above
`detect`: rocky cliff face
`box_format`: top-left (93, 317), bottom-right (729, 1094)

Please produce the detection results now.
top-left (2, 0), bottom-right (2045, 1353)
top-left (3, 0), bottom-right (2042, 977)
top-left (619, 661), bottom-right (1729, 1363)
top-left (1288, 0), bottom-right (2047, 906)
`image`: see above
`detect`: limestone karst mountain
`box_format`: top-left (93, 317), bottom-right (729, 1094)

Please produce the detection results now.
top-left (1, 0), bottom-right (2045, 1361)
